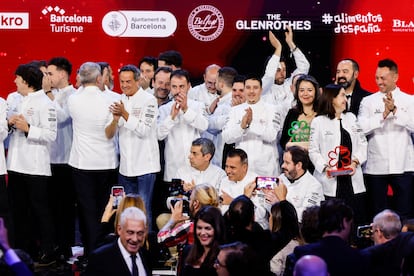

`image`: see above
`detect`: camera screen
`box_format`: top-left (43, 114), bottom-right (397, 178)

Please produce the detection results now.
top-left (256, 176), bottom-right (278, 190)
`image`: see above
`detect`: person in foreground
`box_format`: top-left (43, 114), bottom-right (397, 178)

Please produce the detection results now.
top-left (86, 207), bottom-right (151, 276)
top-left (0, 217), bottom-right (33, 276)
top-left (179, 206), bottom-right (226, 276)
top-left (292, 199), bottom-right (367, 276)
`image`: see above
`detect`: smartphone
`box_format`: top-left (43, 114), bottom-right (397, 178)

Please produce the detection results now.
top-left (169, 178), bottom-right (184, 196)
top-left (255, 176), bottom-right (278, 190)
top-left (357, 224), bottom-right (372, 238)
top-left (111, 186), bottom-right (124, 209)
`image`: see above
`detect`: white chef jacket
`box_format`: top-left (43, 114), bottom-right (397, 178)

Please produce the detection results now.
top-left (188, 83), bottom-right (219, 113)
top-left (261, 49), bottom-right (310, 111)
top-left (309, 113), bottom-right (367, 197)
top-left (219, 170), bottom-right (269, 229)
top-left (207, 92), bottom-right (232, 167)
top-left (157, 99), bottom-right (208, 181)
top-left (222, 99), bottom-right (282, 176)
top-left (0, 98), bottom-right (9, 175)
top-left (279, 171), bottom-right (324, 222)
top-left (7, 91), bottom-right (57, 176)
top-left (117, 89), bottom-right (160, 177)
top-left (175, 163), bottom-right (226, 191)
top-left (49, 85), bottom-right (76, 164)
top-left (358, 87), bottom-right (414, 174)
top-left (68, 85), bottom-right (118, 170)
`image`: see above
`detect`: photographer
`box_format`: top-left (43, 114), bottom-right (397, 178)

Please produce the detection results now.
top-left (157, 183), bottom-right (219, 248)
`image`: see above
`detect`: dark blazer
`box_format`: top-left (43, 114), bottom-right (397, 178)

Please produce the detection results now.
top-left (293, 235), bottom-right (367, 276)
top-left (349, 80), bottom-right (371, 116)
top-left (86, 240), bottom-right (151, 276)
top-left (10, 261), bottom-right (33, 276)
top-left (361, 232), bottom-right (414, 276)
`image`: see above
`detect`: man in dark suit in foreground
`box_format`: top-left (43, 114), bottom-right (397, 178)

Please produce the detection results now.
top-left (86, 207), bottom-right (151, 276)
top-left (293, 199), bottom-right (367, 276)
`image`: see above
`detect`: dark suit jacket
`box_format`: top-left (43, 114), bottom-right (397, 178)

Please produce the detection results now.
top-left (349, 80), bottom-right (371, 116)
top-left (293, 236), bottom-right (367, 276)
top-left (361, 232), bottom-right (414, 276)
top-left (86, 240), bottom-right (151, 276)
top-left (10, 261), bottom-right (33, 276)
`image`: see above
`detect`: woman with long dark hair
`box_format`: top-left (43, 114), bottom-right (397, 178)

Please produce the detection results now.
top-left (179, 206), bottom-right (226, 276)
top-left (309, 84), bottom-right (367, 225)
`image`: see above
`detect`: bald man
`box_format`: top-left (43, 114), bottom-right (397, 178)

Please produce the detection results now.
top-left (294, 255), bottom-right (329, 276)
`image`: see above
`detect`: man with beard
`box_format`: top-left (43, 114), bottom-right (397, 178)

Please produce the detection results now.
top-left (278, 146), bottom-right (323, 222)
top-left (152, 67), bottom-right (172, 107)
top-left (261, 27), bottom-right (310, 117)
top-left (335, 58), bottom-right (371, 115)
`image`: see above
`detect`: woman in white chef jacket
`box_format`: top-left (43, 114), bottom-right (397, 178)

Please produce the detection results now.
top-left (309, 84), bottom-right (368, 224)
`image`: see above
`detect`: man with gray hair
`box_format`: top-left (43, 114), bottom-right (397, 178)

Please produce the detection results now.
top-left (87, 207), bottom-right (151, 276)
top-left (371, 209), bottom-right (401, 245)
top-left (68, 62), bottom-right (118, 256)
top-left (175, 137), bottom-right (226, 192)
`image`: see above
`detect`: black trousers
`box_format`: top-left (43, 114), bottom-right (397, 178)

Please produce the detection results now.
top-left (72, 167), bottom-right (117, 255)
top-left (48, 164), bottom-right (76, 257)
top-left (7, 171), bottom-right (55, 256)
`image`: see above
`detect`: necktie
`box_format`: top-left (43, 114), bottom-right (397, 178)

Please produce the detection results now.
top-left (131, 254), bottom-right (139, 276)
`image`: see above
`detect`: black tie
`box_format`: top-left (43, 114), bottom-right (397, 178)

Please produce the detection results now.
top-left (131, 254), bottom-right (139, 276)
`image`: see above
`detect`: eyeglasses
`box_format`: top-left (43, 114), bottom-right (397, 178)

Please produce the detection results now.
top-left (214, 258), bottom-right (226, 268)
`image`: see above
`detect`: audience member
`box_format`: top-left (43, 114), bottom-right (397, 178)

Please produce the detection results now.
top-left (309, 84), bottom-right (368, 225)
top-left (293, 199), bottom-right (367, 276)
top-left (68, 62), bottom-right (118, 256)
top-left (0, 218), bottom-right (33, 276)
top-left (224, 195), bottom-right (295, 276)
top-left (269, 200), bottom-right (303, 275)
top-left (106, 64), bottom-right (160, 230)
top-left (7, 63), bottom-right (57, 263)
top-left (86, 207), bottom-right (152, 276)
top-left (300, 206), bottom-right (322, 244)
top-left (157, 70), bottom-right (208, 182)
top-left (157, 183), bottom-right (220, 248)
top-left (335, 58), bottom-right (371, 115)
top-left (222, 76), bottom-right (281, 176)
top-left (293, 255), bottom-right (328, 276)
top-left (179, 206), bottom-right (226, 275)
top-left (358, 58), bottom-right (414, 220)
top-left (214, 241), bottom-right (258, 276)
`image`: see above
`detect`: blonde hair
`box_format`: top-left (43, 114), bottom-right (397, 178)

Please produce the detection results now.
top-left (114, 194), bottom-right (146, 231)
top-left (193, 183), bottom-right (219, 208)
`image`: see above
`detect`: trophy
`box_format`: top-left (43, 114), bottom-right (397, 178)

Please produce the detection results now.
top-left (288, 120), bottom-right (310, 142)
top-left (327, 145), bottom-right (353, 177)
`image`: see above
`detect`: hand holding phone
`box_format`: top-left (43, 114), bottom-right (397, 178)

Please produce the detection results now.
top-left (111, 186), bottom-right (124, 209)
top-left (255, 176), bottom-right (279, 190)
